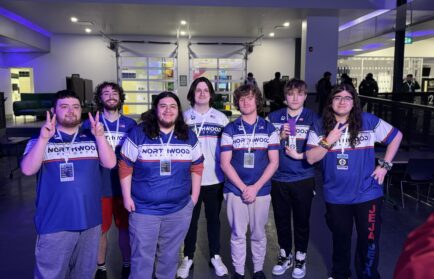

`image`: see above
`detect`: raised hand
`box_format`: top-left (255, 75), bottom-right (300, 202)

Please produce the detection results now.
top-left (88, 111), bottom-right (105, 137)
top-left (326, 122), bottom-right (348, 145)
top-left (280, 123), bottom-right (290, 140)
top-left (39, 111), bottom-right (56, 139)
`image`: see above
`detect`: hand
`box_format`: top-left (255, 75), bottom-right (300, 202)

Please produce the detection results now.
top-left (39, 111), bottom-right (56, 140)
top-left (371, 165), bottom-right (388, 185)
top-left (88, 111), bottom-right (105, 137)
top-left (325, 122), bottom-right (348, 145)
top-left (285, 146), bottom-right (303, 160)
top-left (242, 186), bottom-right (258, 204)
top-left (280, 123), bottom-right (290, 140)
top-left (123, 196), bottom-right (136, 212)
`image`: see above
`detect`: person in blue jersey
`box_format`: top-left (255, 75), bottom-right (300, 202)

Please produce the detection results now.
top-left (266, 79), bottom-right (317, 278)
top-left (177, 77), bottom-right (229, 278)
top-left (21, 90), bottom-right (116, 279)
top-left (82, 82), bottom-right (136, 279)
top-left (119, 91), bottom-right (204, 279)
top-left (306, 84), bottom-right (402, 279)
top-left (221, 84), bottom-right (280, 279)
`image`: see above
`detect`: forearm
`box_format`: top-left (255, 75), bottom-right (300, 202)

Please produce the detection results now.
top-left (383, 131), bottom-right (403, 162)
top-left (253, 159), bottom-right (279, 190)
top-left (306, 146), bottom-right (328, 164)
top-left (21, 138), bottom-right (48, 176)
top-left (191, 172), bottom-right (202, 203)
top-left (95, 136), bottom-right (116, 169)
top-left (120, 174), bottom-right (132, 199)
top-left (221, 163), bottom-right (247, 192)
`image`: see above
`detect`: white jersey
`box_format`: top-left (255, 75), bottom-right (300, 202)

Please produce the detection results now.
top-left (184, 107), bottom-right (229, 186)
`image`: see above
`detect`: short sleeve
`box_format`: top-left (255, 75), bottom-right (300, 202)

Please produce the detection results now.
top-left (220, 123), bottom-right (233, 152)
top-left (120, 127), bottom-right (140, 165)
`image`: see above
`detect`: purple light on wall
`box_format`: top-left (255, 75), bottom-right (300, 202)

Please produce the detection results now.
top-left (362, 43), bottom-right (384, 50)
top-left (406, 30), bottom-right (434, 37)
top-left (0, 7), bottom-right (52, 37)
top-left (338, 50), bottom-right (355, 56)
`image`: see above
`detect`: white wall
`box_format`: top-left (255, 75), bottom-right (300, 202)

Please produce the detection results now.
top-left (1, 34), bottom-right (296, 113)
top-left (360, 37), bottom-right (434, 57)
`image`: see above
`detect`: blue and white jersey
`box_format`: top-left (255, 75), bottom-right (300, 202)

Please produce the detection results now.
top-left (221, 116), bottom-right (280, 197)
top-left (307, 112), bottom-right (399, 204)
top-left (120, 124), bottom-right (204, 215)
top-left (184, 107), bottom-right (229, 186)
top-left (83, 114), bottom-right (136, 197)
top-left (24, 129), bottom-right (102, 234)
top-left (267, 107), bottom-right (318, 182)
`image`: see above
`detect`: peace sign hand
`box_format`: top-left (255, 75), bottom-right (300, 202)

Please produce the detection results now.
top-left (326, 122), bottom-right (348, 145)
top-left (88, 111), bottom-right (105, 137)
top-left (39, 111), bottom-right (56, 140)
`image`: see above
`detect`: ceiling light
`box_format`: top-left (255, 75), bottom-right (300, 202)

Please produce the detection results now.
top-left (269, 32), bottom-right (275, 37)
top-left (283, 22), bottom-right (290, 27)
top-left (85, 28), bottom-right (92, 33)
top-left (70, 17), bottom-right (78, 22)
top-left (180, 20), bottom-right (187, 25)
top-left (180, 30), bottom-right (186, 36)
top-left (352, 48), bottom-right (363, 51)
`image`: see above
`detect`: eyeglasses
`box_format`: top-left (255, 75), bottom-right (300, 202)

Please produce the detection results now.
top-left (333, 96), bottom-right (353, 103)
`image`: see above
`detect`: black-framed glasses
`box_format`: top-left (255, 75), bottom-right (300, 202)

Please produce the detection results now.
top-left (333, 96), bottom-right (353, 103)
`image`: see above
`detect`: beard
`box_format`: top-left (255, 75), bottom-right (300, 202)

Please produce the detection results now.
top-left (57, 115), bottom-right (81, 128)
top-left (103, 99), bottom-right (121, 111)
top-left (158, 119), bottom-right (176, 129)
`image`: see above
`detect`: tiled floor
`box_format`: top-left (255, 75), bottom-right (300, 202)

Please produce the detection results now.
top-left (0, 153), bottom-right (432, 279)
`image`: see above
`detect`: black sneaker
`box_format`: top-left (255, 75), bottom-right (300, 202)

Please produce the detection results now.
top-left (94, 269), bottom-right (107, 279)
top-left (252, 270), bottom-right (266, 279)
top-left (121, 265), bottom-right (130, 279)
top-left (231, 272), bottom-right (245, 279)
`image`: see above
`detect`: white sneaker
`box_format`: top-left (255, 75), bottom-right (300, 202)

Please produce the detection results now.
top-left (176, 256), bottom-right (193, 279)
top-left (210, 255), bottom-right (228, 276)
top-left (272, 249), bottom-right (293, 275)
top-left (292, 251), bottom-right (306, 279)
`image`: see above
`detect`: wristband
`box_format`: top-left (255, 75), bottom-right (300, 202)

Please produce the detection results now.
top-left (318, 139), bottom-right (331, 150)
top-left (378, 159), bottom-right (393, 171)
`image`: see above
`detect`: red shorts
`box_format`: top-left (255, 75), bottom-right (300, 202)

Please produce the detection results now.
top-left (101, 197), bottom-right (129, 233)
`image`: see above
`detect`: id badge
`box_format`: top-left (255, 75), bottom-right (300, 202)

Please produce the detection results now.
top-left (336, 153), bottom-right (349, 170)
top-left (244, 152), bottom-right (255, 169)
top-left (288, 136), bottom-right (297, 150)
top-left (160, 159), bottom-right (171, 176)
top-left (60, 162), bottom-right (74, 182)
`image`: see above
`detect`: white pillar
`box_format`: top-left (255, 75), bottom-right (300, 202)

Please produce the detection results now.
top-left (301, 16), bottom-right (339, 91)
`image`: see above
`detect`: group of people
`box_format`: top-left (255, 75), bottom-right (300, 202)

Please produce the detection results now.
top-left (22, 75), bottom-right (403, 279)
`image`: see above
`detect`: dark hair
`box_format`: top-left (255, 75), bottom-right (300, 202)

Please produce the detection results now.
top-left (140, 91), bottom-right (189, 140)
top-left (366, 73), bottom-right (373, 79)
top-left (186, 77), bottom-right (215, 107)
top-left (275, 72), bottom-right (281, 79)
top-left (94, 81), bottom-right (126, 111)
top-left (407, 74), bottom-right (413, 78)
top-left (324, 71), bottom-right (332, 78)
top-left (322, 84), bottom-right (362, 148)
top-left (284, 78), bottom-right (307, 95)
top-left (53, 90), bottom-right (81, 107)
top-left (247, 72), bottom-right (254, 78)
top-left (233, 84), bottom-right (263, 113)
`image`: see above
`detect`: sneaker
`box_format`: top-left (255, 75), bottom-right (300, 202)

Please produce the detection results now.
top-left (272, 249), bottom-right (293, 275)
top-left (210, 255), bottom-right (228, 276)
top-left (252, 270), bottom-right (266, 279)
top-left (94, 269), bottom-right (107, 279)
top-left (292, 251), bottom-right (306, 279)
top-left (231, 272), bottom-right (245, 279)
top-left (176, 256), bottom-right (193, 279)
top-left (121, 265), bottom-right (130, 279)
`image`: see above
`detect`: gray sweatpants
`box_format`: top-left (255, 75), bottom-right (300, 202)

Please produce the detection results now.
top-left (129, 200), bottom-right (194, 279)
top-left (34, 225), bottom-right (100, 279)
top-left (225, 192), bottom-right (271, 275)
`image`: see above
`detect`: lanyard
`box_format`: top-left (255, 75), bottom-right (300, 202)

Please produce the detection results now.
top-left (339, 126), bottom-right (349, 154)
top-left (287, 109), bottom-right (302, 136)
top-left (56, 129), bottom-right (78, 163)
top-left (240, 117), bottom-right (258, 153)
top-left (158, 129), bottom-right (174, 158)
top-left (102, 115), bottom-right (120, 151)
top-left (191, 109), bottom-right (210, 137)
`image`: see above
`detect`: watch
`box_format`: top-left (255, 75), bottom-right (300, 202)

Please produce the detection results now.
top-left (378, 159), bottom-right (393, 171)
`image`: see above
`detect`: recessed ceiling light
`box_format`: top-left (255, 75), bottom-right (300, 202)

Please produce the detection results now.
top-left (283, 22), bottom-right (290, 27)
top-left (180, 20), bottom-right (187, 25)
top-left (391, 38), bottom-right (396, 41)
top-left (352, 48), bottom-right (363, 51)
top-left (180, 30), bottom-right (186, 36)
top-left (85, 28), bottom-right (92, 33)
top-left (269, 32), bottom-right (275, 37)
top-left (70, 17), bottom-right (78, 22)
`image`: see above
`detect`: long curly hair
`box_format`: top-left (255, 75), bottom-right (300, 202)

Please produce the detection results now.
top-left (94, 81), bottom-right (126, 111)
top-left (323, 84), bottom-right (362, 148)
top-left (140, 91), bottom-right (189, 140)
